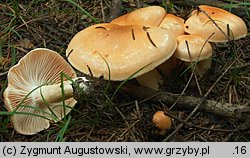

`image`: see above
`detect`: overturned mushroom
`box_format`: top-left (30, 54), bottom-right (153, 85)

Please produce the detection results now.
top-left (3, 48), bottom-right (88, 135)
top-left (66, 23), bottom-right (177, 90)
top-left (184, 5), bottom-right (248, 42)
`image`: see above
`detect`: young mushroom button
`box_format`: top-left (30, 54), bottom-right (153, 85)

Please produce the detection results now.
top-left (152, 111), bottom-right (172, 135)
top-left (3, 48), bottom-right (79, 135)
top-left (66, 23), bottom-right (177, 90)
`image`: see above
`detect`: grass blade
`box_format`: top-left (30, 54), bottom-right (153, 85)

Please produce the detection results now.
top-left (65, 0), bottom-right (98, 23)
top-left (56, 115), bottom-right (72, 142)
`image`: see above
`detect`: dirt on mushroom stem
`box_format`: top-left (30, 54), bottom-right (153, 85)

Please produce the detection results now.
top-left (72, 75), bottom-right (114, 105)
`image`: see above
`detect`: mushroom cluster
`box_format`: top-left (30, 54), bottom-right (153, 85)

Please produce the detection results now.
top-left (67, 5), bottom-right (247, 90)
top-left (105, 5), bottom-right (247, 135)
top-left (112, 5), bottom-right (247, 78)
top-left (3, 5), bottom-right (248, 135)
top-left (66, 6), bottom-right (187, 90)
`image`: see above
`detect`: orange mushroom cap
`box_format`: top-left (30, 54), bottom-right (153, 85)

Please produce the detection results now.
top-left (66, 23), bottom-right (177, 81)
top-left (152, 111), bottom-right (172, 131)
top-left (159, 14), bottom-right (185, 37)
top-left (184, 5), bottom-right (248, 42)
top-left (111, 6), bottom-right (166, 27)
top-left (175, 35), bottom-right (213, 62)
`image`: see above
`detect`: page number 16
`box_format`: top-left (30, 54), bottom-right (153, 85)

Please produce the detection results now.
top-left (234, 146), bottom-right (247, 155)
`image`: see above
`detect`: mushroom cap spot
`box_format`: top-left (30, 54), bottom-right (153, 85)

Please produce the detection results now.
top-left (3, 48), bottom-right (77, 135)
top-left (152, 111), bottom-right (172, 130)
top-left (184, 5), bottom-right (248, 42)
top-left (159, 14), bottom-right (185, 37)
top-left (66, 23), bottom-right (177, 80)
top-left (111, 6), bottom-right (166, 27)
top-left (175, 35), bottom-right (212, 62)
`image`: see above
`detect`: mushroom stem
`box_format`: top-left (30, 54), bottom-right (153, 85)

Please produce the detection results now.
top-left (136, 69), bottom-right (163, 90)
top-left (35, 80), bottom-right (73, 104)
top-left (157, 56), bottom-right (179, 80)
top-left (193, 58), bottom-right (212, 77)
top-left (180, 58), bottom-right (212, 78)
top-left (34, 77), bottom-right (89, 104)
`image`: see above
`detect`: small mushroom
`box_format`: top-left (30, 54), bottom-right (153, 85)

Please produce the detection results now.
top-left (3, 48), bottom-right (80, 135)
top-left (66, 23), bottom-right (177, 90)
top-left (174, 34), bottom-right (213, 77)
top-left (184, 5), bottom-right (248, 42)
top-left (152, 111), bottom-right (172, 134)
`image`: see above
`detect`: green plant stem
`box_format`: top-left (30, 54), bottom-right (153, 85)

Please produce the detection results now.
top-left (65, 0), bottom-right (98, 23)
